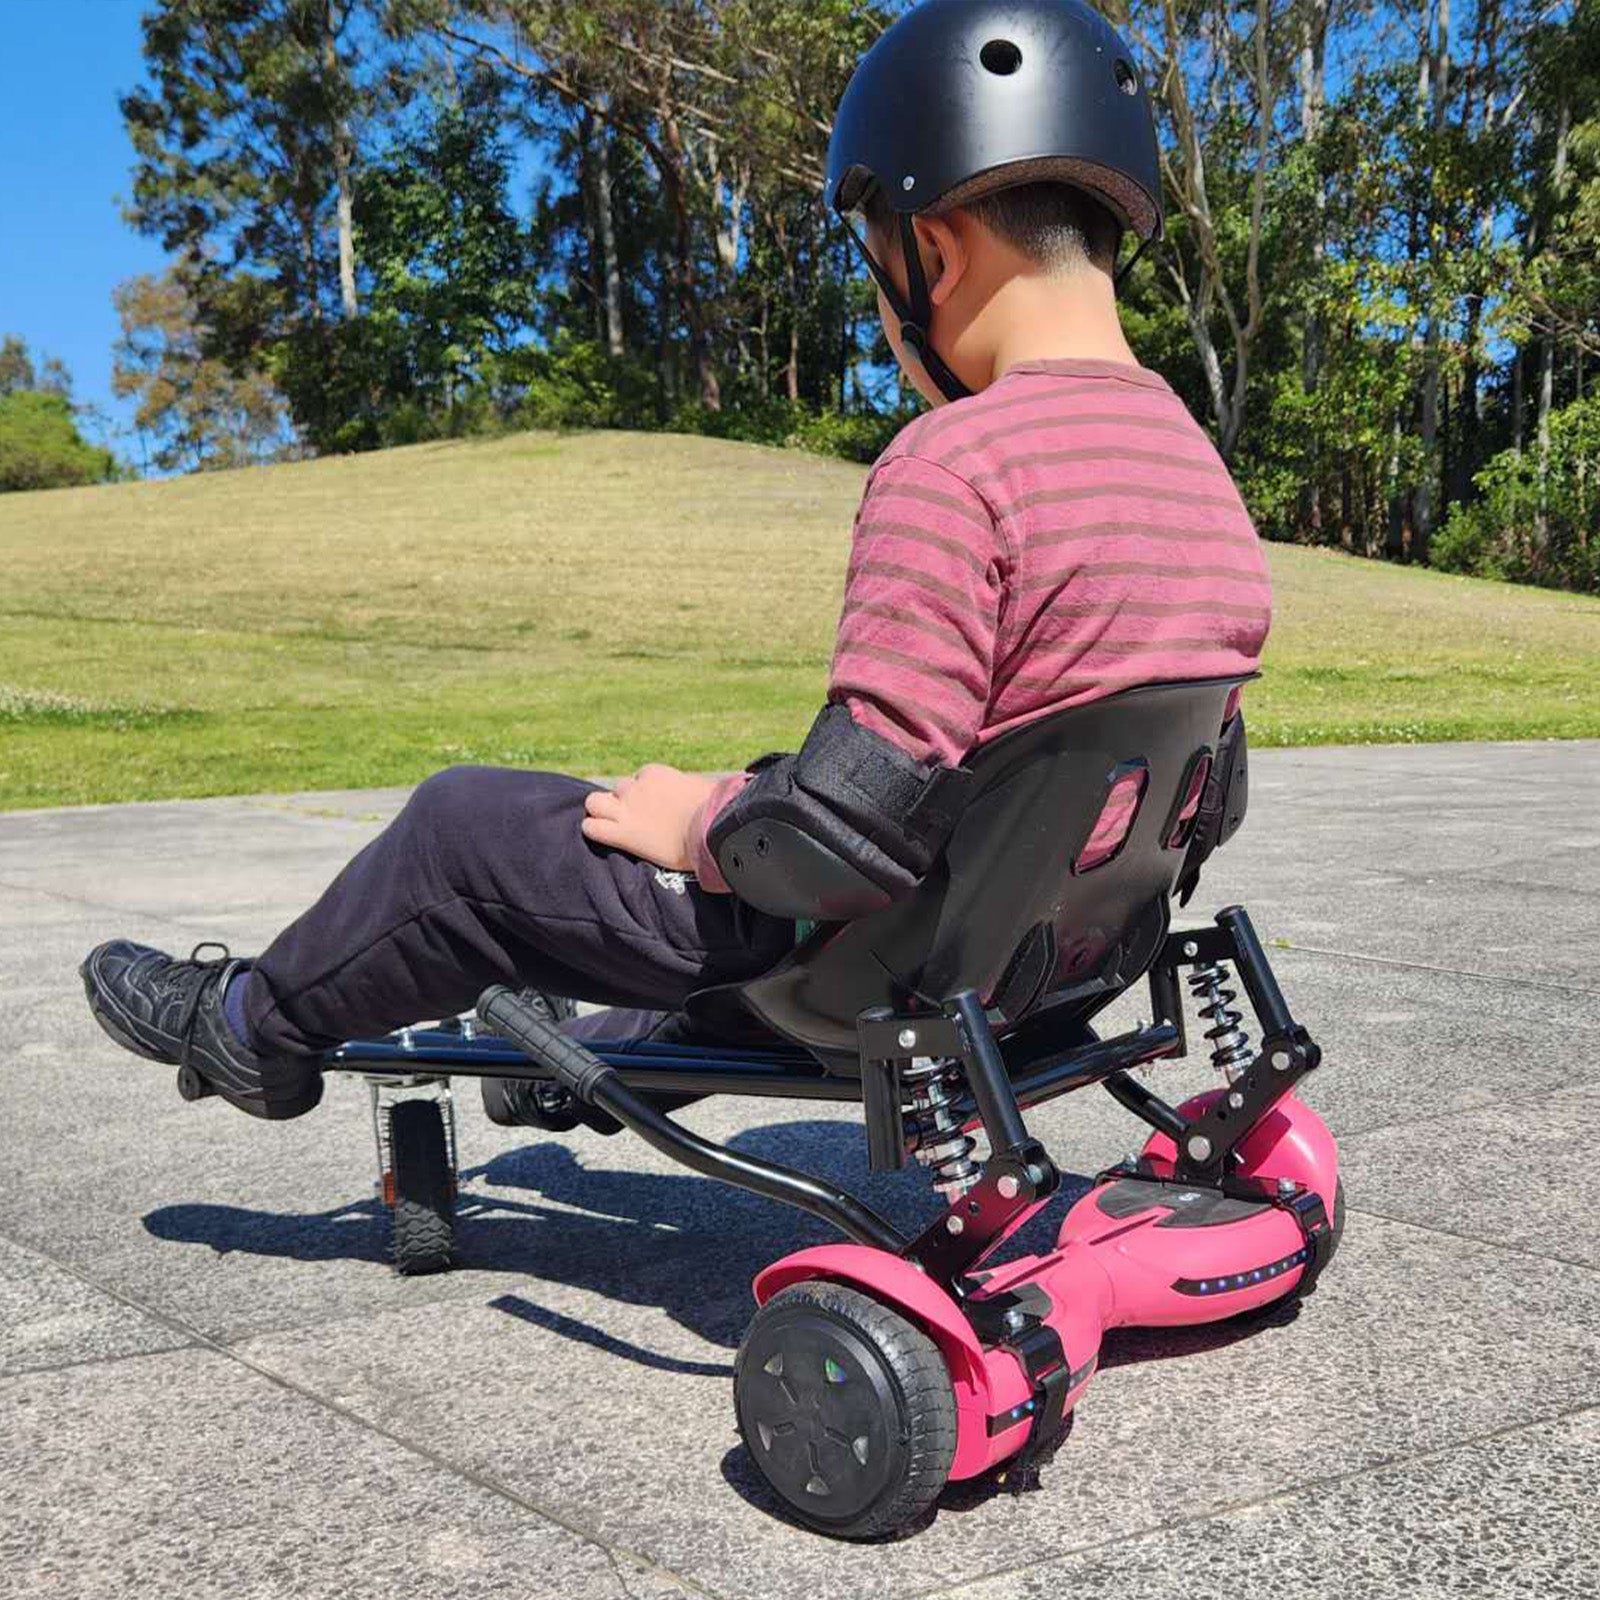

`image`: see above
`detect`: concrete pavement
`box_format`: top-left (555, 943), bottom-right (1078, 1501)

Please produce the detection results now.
top-left (2, 743), bottom-right (1597, 1599)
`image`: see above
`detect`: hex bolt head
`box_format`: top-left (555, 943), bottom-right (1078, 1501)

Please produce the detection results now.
top-left (1183, 941), bottom-right (1200, 959)
top-left (1004, 1307), bottom-right (1028, 1333)
top-left (946, 1214), bottom-right (965, 1235)
top-left (1271, 1050), bottom-right (1293, 1072)
top-left (1187, 1135), bottom-right (1213, 1163)
top-left (898, 1027), bottom-right (918, 1050)
top-left (1228, 1091), bottom-right (1245, 1110)
top-left (1277, 1177), bottom-right (1297, 1197)
top-left (997, 1175), bottom-right (1020, 1200)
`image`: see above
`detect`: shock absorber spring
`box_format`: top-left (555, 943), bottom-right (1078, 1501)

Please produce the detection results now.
top-left (1188, 961), bottom-right (1254, 1081)
top-left (901, 1059), bottom-right (982, 1202)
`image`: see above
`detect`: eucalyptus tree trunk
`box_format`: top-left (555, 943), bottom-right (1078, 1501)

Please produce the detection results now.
top-left (1299, 0), bottom-right (1331, 539)
top-left (595, 118), bottom-right (626, 357)
top-left (1536, 98), bottom-right (1572, 552)
top-left (1413, 0), bottom-right (1450, 563)
top-left (324, 1), bottom-right (358, 320)
top-left (578, 112), bottom-right (603, 342)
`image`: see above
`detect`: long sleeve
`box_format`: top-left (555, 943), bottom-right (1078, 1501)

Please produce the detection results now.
top-left (827, 454), bottom-right (1004, 766)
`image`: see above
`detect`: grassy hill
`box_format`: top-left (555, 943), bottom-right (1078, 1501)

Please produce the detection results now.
top-left (3, 429), bottom-right (1598, 810)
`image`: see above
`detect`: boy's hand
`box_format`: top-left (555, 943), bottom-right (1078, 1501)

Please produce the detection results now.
top-left (581, 765), bottom-right (720, 872)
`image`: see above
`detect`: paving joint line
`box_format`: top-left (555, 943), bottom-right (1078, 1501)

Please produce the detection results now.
top-left (910, 1398), bottom-right (1600, 1600)
top-left (0, 1225), bottom-right (721, 1600)
top-left (0, 1341), bottom-right (199, 1386)
top-left (1339, 1200), bottom-right (1600, 1275)
top-left (1274, 940), bottom-right (1600, 999)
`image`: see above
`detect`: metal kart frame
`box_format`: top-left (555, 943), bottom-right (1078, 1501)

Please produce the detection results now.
top-left (325, 904), bottom-right (1325, 1301)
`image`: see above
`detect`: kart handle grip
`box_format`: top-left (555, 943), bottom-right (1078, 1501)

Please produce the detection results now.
top-left (476, 986), bottom-right (613, 1105)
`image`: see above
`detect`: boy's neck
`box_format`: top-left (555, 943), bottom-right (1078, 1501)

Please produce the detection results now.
top-left (976, 269), bottom-right (1139, 385)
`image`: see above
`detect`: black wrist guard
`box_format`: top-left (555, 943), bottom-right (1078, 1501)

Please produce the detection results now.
top-left (709, 705), bottom-right (975, 921)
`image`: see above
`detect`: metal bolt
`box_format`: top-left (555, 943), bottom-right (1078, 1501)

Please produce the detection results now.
top-left (1278, 1177), bottom-right (1297, 1197)
top-left (946, 1215), bottom-right (965, 1235)
top-left (1187, 1135), bottom-right (1213, 1163)
top-left (1228, 1091), bottom-right (1245, 1110)
top-left (997, 1175), bottom-right (1020, 1200)
top-left (1183, 941), bottom-right (1200, 959)
top-left (898, 1027), bottom-right (918, 1051)
top-left (902, 174), bottom-right (916, 191)
top-left (1271, 1049), bottom-right (1293, 1072)
top-left (1004, 1307), bottom-right (1028, 1333)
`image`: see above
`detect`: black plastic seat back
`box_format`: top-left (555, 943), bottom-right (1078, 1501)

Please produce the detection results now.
top-left (714, 677), bottom-right (1246, 1069)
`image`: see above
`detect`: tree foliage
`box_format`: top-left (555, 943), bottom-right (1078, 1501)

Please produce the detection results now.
top-left (0, 396), bottom-right (117, 494)
top-left (116, 0), bottom-right (1600, 589)
top-left (113, 270), bottom-right (292, 474)
top-left (0, 338), bottom-right (117, 493)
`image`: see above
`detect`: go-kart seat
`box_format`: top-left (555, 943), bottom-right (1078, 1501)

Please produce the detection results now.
top-left (689, 676), bottom-right (1248, 1071)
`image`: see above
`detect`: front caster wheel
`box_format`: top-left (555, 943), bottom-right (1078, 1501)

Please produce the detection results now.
top-left (735, 1282), bottom-right (956, 1539)
top-left (386, 1098), bottom-right (455, 1276)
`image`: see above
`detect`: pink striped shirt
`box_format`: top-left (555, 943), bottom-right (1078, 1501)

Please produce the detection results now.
top-left (691, 359), bottom-right (1271, 890)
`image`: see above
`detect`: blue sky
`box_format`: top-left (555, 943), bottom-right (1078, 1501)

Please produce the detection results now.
top-left (0, 1), bottom-right (167, 450)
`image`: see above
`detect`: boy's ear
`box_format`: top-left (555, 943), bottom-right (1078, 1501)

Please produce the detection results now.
top-left (912, 213), bottom-right (967, 307)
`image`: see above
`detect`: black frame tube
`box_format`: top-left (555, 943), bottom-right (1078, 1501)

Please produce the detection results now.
top-left (331, 1020), bottom-right (1184, 1116)
top-left (1216, 905), bottom-right (1293, 1036)
top-left (1102, 1069), bottom-right (1189, 1141)
top-left (330, 1038), bottom-right (859, 1101)
top-left (586, 1075), bottom-right (906, 1254)
top-left (948, 989), bottom-right (1031, 1153)
top-left (1010, 1023), bottom-right (1181, 1112)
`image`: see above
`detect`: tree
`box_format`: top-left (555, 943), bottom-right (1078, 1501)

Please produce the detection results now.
top-left (0, 334), bottom-right (72, 399)
top-left (341, 83), bottom-right (535, 436)
top-left (0, 391), bottom-right (117, 492)
top-left (112, 269), bottom-right (292, 474)
top-left (121, 0), bottom-right (408, 443)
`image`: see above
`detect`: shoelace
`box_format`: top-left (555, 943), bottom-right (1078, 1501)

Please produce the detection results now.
top-left (175, 942), bottom-right (235, 1070)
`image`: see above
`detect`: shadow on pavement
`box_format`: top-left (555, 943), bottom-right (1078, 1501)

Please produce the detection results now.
top-left (143, 1115), bottom-right (1292, 1529)
top-left (143, 1114), bottom-right (1283, 1356)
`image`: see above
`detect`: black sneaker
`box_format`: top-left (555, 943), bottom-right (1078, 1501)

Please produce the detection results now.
top-left (479, 991), bottom-right (624, 1134)
top-left (80, 941), bottom-right (323, 1121)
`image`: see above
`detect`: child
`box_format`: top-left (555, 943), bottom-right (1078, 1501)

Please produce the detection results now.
top-left (81, 0), bottom-right (1270, 1126)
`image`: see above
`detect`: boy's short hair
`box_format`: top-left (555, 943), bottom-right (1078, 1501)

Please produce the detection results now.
top-left (860, 180), bottom-right (1120, 275)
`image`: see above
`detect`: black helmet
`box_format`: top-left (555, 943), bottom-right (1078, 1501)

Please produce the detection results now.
top-left (827, 0), bottom-right (1162, 401)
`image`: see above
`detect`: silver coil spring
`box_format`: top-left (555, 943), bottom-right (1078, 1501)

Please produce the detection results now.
top-left (901, 1059), bottom-right (983, 1201)
top-left (1187, 961), bottom-right (1254, 1081)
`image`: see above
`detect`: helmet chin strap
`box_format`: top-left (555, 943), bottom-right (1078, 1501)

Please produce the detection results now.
top-left (844, 215), bottom-right (974, 405)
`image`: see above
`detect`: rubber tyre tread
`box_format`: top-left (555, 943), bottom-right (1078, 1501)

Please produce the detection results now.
top-left (389, 1099), bottom-right (455, 1277)
top-left (737, 1281), bottom-right (957, 1540)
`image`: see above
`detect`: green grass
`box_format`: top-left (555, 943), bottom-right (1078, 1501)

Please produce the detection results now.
top-left (2, 428), bottom-right (1598, 810)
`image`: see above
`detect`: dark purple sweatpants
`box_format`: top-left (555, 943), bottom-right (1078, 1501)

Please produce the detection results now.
top-left (243, 767), bottom-right (794, 1059)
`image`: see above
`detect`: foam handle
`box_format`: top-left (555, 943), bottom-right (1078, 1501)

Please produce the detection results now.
top-left (476, 986), bottom-right (614, 1105)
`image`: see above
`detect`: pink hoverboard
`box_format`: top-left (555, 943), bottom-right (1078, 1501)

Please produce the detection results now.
top-left (454, 903), bottom-right (1342, 1538)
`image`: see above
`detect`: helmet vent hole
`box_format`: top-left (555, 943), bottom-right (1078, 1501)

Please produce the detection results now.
top-left (980, 39), bottom-right (1023, 76)
top-left (1115, 59), bottom-right (1140, 95)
